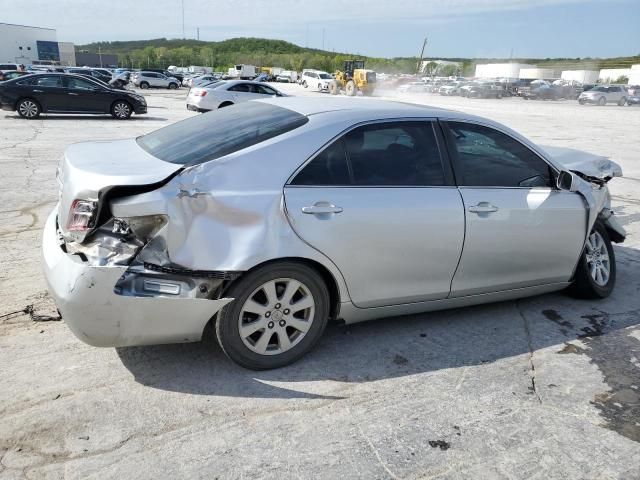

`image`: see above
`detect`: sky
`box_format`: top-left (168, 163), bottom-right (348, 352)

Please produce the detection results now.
top-left (1, 0), bottom-right (639, 58)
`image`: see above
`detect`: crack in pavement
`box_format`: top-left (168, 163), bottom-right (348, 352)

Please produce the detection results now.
top-left (516, 300), bottom-right (542, 404)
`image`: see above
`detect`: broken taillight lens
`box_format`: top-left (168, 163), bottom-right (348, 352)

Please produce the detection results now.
top-left (67, 199), bottom-right (97, 231)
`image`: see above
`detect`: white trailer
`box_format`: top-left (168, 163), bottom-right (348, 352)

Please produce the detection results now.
top-left (188, 65), bottom-right (212, 74)
top-left (228, 64), bottom-right (256, 79)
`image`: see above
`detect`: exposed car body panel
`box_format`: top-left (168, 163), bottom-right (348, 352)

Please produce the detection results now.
top-left (42, 210), bottom-right (232, 347)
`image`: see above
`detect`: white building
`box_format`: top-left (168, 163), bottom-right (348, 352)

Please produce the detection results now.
top-left (474, 63), bottom-right (534, 79)
top-left (629, 65), bottom-right (640, 85)
top-left (519, 68), bottom-right (560, 80)
top-left (599, 68), bottom-right (631, 83)
top-left (561, 70), bottom-right (599, 84)
top-left (0, 22), bottom-right (75, 66)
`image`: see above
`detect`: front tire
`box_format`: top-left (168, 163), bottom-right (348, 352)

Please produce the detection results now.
top-left (17, 98), bottom-right (41, 119)
top-left (139, 82), bottom-right (149, 89)
top-left (345, 80), bottom-right (357, 96)
top-left (618, 97), bottom-right (626, 106)
top-left (568, 222), bottom-right (616, 299)
top-left (215, 262), bottom-right (330, 370)
top-left (598, 96), bottom-right (606, 106)
top-left (111, 100), bottom-right (132, 119)
top-left (168, 82), bottom-right (178, 90)
top-left (328, 81), bottom-right (339, 95)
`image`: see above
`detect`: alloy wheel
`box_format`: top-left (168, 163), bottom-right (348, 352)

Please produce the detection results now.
top-left (238, 278), bottom-right (315, 356)
top-left (585, 231), bottom-right (610, 286)
top-left (19, 100), bottom-right (38, 118)
top-left (113, 102), bottom-right (130, 118)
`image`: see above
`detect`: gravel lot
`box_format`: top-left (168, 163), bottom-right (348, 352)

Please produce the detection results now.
top-left (1, 83), bottom-right (639, 479)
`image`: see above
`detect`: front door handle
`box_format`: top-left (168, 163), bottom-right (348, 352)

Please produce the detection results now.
top-left (32, 89), bottom-right (43, 93)
top-left (302, 202), bottom-right (343, 215)
top-left (468, 202), bottom-right (499, 214)
top-left (68, 92), bottom-right (79, 96)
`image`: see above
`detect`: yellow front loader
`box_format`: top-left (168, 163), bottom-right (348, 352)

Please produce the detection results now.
top-left (329, 60), bottom-right (376, 96)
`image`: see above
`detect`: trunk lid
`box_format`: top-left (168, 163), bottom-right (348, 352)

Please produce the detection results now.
top-left (57, 138), bottom-right (182, 242)
top-left (541, 145), bottom-right (623, 181)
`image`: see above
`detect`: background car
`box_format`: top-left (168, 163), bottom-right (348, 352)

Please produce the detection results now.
top-left (0, 73), bottom-right (147, 119)
top-left (0, 70), bottom-right (30, 82)
top-left (132, 71), bottom-right (180, 89)
top-left (578, 85), bottom-right (627, 106)
top-left (627, 94), bottom-right (640, 106)
top-left (65, 67), bottom-right (112, 84)
top-left (467, 82), bottom-right (503, 98)
top-left (186, 80), bottom-right (285, 112)
top-left (300, 70), bottom-right (332, 91)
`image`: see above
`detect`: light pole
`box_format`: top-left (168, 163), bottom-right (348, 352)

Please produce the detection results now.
top-left (181, 0), bottom-right (185, 39)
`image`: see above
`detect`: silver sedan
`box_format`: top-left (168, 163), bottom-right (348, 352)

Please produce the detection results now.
top-left (42, 98), bottom-right (626, 369)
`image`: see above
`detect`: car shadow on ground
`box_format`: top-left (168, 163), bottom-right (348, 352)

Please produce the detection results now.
top-left (3, 114), bottom-right (168, 121)
top-left (117, 246), bottom-right (640, 411)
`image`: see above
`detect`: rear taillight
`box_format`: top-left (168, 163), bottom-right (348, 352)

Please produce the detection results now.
top-left (192, 90), bottom-right (207, 97)
top-left (67, 199), bottom-right (97, 231)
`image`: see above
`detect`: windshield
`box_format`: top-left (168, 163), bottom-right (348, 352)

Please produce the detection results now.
top-left (136, 102), bottom-right (308, 166)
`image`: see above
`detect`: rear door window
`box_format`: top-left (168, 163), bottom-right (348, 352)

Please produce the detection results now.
top-left (291, 121), bottom-right (446, 187)
top-left (228, 83), bottom-right (251, 92)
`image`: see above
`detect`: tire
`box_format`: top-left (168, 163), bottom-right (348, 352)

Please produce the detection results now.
top-left (17, 98), bottom-right (41, 119)
top-left (302, 80), bottom-right (308, 88)
top-left (618, 97), bottom-right (626, 106)
top-left (328, 81), bottom-right (339, 95)
top-left (215, 262), bottom-right (330, 370)
top-left (111, 100), bottom-right (132, 119)
top-left (318, 83), bottom-right (323, 92)
top-left (568, 222), bottom-right (616, 299)
top-left (345, 80), bottom-right (357, 96)
top-left (579, 99), bottom-right (585, 105)
top-left (168, 83), bottom-right (178, 90)
top-left (598, 96), bottom-right (606, 106)
top-left (218, 101), bottom-right (234, 108)
top-left (497, 93), bottom-right (503, 99)
top-left (139, 82), bottom-right (149, 89)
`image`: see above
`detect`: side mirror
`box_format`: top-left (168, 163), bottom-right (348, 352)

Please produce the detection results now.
top-left (557, 170), bottom-right (578, 191)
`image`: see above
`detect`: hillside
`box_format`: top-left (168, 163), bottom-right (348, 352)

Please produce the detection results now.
top-left (75, 37), bottom-right (638, 75)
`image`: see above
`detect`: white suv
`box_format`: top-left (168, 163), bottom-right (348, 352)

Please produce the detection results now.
top-left (300, 70), bottom-right (333, 91)
top-left (132, 71), bottom-right (180, 90)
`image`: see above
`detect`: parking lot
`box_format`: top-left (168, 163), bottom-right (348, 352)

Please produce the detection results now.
top-left (1, 84), bottom-right (639, 479)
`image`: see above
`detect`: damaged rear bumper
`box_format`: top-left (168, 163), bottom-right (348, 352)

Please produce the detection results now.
top-left (41, 208), bottom-right (233, 347)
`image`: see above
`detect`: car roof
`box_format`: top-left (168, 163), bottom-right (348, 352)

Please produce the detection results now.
top-left (257, 96), bottom-right (452, 118)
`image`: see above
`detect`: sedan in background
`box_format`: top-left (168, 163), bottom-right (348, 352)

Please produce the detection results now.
top-left (186, 80), bottom-right (285, 112)
top-left (627, 94), bottom-right (640, 106)
top-left (43, 97), bottom-right (625, 370)
top-left (0, 73), bottom-right (147, 119)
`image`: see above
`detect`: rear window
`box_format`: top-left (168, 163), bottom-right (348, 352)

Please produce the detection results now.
top-left (136, 102), bottom-right (308, 166)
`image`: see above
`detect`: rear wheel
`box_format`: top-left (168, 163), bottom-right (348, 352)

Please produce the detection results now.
top-left (598, 96), bottom-right (606, 106)
top-left (111, 100), bottom-right (132, 119)
top-left (345, 80), bottom-right (357, 96)
top-left (215, 262), bottom-right (330, 370)
top-left (618, 97), bottom-right (626, 106)
top-left (17, 98), bottom-right (41, 119)
top-left (328, 81), bottom-right (339, 95)
top-left (568, 222), bottom-right (616, 299)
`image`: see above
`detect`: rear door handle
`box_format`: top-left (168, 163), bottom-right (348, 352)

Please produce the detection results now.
top-left (68, 92), bottom-right (79, 96)
top-left (302, 203), bottom-right (343, 215)
top-left (32, 89), bottom-right (43, 93)
top-left (468, 202), bottom-right (499, 214)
